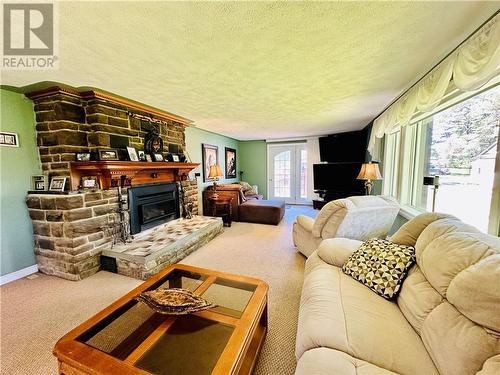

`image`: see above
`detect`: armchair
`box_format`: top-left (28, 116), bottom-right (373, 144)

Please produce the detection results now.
top-left (292, 195), bottom-right (400, 257)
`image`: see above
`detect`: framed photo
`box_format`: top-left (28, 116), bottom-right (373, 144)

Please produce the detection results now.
top-left (31, 175), bottom-right (48, 191)
top-left (97, 148), bottom-right (119, 161)
top-left (145, 154), bottom-right (153, 163)
top-left (202, 144), bottom-right (218, 182)
top-left (49, 177), bottom-right (67, 192)
top-left (76, 152), bottom-right (91, 161)
top-left (153, 153), bottom-right (164, 162)
top-left (138, 150), bottom-right (146, 161)
top-left (225, 147), bottom-right (237, 179)
top-left (0, 131), bottom-right (19, 147)
top-left (127, 147), bottom-right (139, 162)
top-left (81, 176), bottom-right (99, 190)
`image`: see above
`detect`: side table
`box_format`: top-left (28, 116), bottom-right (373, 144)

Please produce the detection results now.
top-left (208, 196), bottom-right (233, 227)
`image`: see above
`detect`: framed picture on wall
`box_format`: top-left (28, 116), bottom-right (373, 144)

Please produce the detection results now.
top-left (202, 144), bottom-right (218, 182)
top-left (225, 147), bottom-right (236, 179)
top-left (0, 131), bottom-right (19, 147)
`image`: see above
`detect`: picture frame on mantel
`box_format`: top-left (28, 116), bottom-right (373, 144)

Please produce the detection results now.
top-left (202, 144), bottom-right (218, 182)
top-left (225, 147), bottom-right (236, 179)
top-left (49, 177), bottom-right (67, 192)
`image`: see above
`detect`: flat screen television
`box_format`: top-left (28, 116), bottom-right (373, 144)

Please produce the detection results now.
top-left (319, 129), bottom-right (368, 162)
top-left (313, 162), bottom-right (365, 194)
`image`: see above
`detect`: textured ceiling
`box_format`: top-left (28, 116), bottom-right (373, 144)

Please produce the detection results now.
top-left (1, 2), bottom-right (498, 140)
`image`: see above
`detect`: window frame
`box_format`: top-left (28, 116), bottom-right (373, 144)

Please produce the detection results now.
top-left (381, 82), bottom-right (500, 235)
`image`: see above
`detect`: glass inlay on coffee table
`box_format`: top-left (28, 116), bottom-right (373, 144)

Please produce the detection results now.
top-left (53, 264), bottom-right (268, 375)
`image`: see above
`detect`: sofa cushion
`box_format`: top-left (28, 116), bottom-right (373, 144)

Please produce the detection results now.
top-left (296, 252), bottom-right (439, 375)
top-left (295, 348), bottom-right (400, 375)
top-left (313, 196), bottom-right (399, 240)
top-left (395, 216), bottom-right (500, 375)
top-left (342, 238), bottom-right (416, 299)
top-left (317, 238), bottom-right (362, 267)
top-left (389, 212), bottom-right (452, 246)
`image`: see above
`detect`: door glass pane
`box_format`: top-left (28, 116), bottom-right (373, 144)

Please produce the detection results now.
top-left (274, 151), bottom-right (291, 197)
top-left (300, 149), bottom-right (307, 199)
top-left (419, 85), bottom-right (499, 232)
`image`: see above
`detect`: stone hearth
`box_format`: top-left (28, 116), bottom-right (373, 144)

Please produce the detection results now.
top-left (101, 216), bottom-right (223, 280)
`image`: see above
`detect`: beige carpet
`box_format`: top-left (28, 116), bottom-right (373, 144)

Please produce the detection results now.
top-left (0, 205), bottom-right (316, 375)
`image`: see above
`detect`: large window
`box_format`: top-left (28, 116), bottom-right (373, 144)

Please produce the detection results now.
top-left (383, 84), bottom-right (500, 234)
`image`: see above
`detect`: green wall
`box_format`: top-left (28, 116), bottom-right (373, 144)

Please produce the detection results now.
top-left (185, 127), bottom-right (240, 212)
top-left (0, 89), bottom-right (40, 276)
top-left (239, 141), bottom-right (267, 198)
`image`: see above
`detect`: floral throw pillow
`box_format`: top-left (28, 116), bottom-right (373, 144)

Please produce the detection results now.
top-left (244, 188), bottom-right (258, 196)
top-left (239, 181), bottom-right (252, 192)
top-left (342, 238), bottom-right (416, 300)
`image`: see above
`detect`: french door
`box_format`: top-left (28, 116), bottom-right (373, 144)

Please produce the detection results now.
top-left (268, 144), bottom-right (308, 204)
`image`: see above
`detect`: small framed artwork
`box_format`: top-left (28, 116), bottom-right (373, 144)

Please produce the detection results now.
top-left (153, 153), bottom-right (164, 162)
top-left (127, 147), bottom-right (139, 162)
top-left (138, 150), bottom-right (146, 161)
top-left (202, 144), bottom-right (218, 182)
top-left (0, 131), bottom-right (19, 147)
top-left (76, 152), bottom-right (91, 161)
top-left (31, 175), bottom-right (48, 191)
top-left (49, 177), bottom-right (67, 192)
top-left (145, 154), bottom-right (153, 163)
top-left (225, 147), bottom-right (237, 179)
top-left (81, 176), bottom-right (99, 191)
top-left (97, 148), bottom-right (119, 161)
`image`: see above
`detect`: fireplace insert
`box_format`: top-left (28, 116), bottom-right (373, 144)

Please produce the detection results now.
top-left (129, 183), bottom-right (179, 235)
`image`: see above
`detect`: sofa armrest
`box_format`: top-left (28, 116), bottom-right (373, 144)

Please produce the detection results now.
top-left (296, 215), bottom-right (315, 233)
top-left (477, 355), bottom-right (500, 374)
top-left (317, 238), bottom-right (363, 267)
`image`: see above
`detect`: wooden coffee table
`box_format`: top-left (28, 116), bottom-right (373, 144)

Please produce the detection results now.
top-left (53, 264), bottom-right (268, 375)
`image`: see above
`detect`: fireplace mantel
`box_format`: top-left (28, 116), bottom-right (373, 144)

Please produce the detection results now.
top-left (70, 161), bottom-right (199, 190)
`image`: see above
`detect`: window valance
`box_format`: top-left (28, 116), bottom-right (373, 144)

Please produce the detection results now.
top-left (368, 14), bottom-right (500, 158)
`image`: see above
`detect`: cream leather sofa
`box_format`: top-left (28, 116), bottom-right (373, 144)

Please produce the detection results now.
top-left (292, 195), bottom-right (400, 258)
top-left (295, 213), bottom-right (500, 375)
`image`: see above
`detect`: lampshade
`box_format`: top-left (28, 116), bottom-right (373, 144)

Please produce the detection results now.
top-left (208, 164), bottom-right (223, 178)
top-left (357, 163), bottom-right (382, 180)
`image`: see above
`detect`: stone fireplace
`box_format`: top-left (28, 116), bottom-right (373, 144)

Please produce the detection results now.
top-left (25, 86), bottom-right (203, 281)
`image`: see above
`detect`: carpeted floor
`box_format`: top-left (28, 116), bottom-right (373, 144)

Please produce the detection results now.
top-left (0, 205), bottom-right (316, 375)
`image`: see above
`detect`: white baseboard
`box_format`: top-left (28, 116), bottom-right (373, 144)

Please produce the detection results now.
top-left (0, 265), bottom-right (38, 286)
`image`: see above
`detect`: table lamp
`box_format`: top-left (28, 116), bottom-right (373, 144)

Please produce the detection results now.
top-left (208, 164), bottom-right (223, 197)
top-left (357, 162), bottom-right (382, 195)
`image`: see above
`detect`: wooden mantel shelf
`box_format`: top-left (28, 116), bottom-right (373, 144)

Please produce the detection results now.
top-left (70, 161), bottom-right (199, 190)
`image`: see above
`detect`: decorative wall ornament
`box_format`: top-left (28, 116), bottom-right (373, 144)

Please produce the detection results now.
top-left (144, 124), bottom-right (164, 155)
top-left (127, 111), bottom-right (172, 126)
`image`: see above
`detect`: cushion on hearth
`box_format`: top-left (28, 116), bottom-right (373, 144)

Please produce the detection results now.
top-left (239, 199), bottom-right (285, 225)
